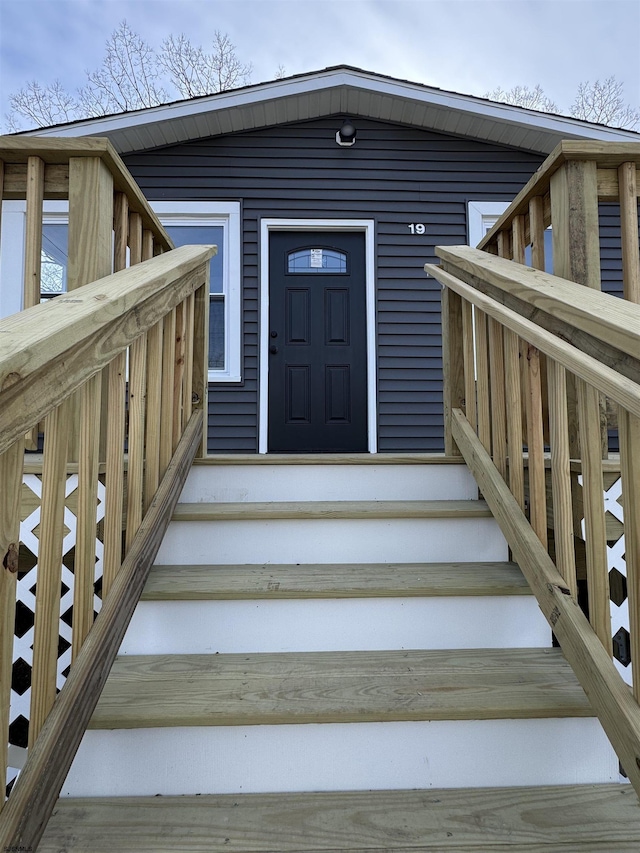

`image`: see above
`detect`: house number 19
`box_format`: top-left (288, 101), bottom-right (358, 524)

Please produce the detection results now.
top-left (408, 224), bottom-right (426, 234)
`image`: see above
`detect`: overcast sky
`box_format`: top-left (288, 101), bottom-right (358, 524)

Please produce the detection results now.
top-left (1, 0), bottom-right (639, 129)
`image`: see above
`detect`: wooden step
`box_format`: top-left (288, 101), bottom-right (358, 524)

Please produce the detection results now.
top-left (89, 648), bottom-right (592, 730)
top-left (40, 784), bottom-right (640, 852)
top-left (141, 561), bottom-right (532, 600)
top-left (193, 453), bottom-right (463, 465)
top-left (171, 499), bottom-right (492, 521)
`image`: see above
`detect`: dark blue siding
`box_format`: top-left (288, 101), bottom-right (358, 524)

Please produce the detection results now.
top-left (124, 117), bottom-right (545, 452)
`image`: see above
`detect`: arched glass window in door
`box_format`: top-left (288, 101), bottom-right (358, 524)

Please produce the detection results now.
top-left (287, 247), bottom-right (348, 273)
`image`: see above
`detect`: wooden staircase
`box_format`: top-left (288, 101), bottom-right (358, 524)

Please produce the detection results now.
top-left (39, 456), bottom-right (640, 851)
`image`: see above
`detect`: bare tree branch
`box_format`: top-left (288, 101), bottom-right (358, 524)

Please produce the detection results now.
top-left (77, 20), bottom-right (168, 115)
top-left (159, 30), bottom-right (252, 97)
top-left (6, 80), bottom-right (79, 129)
top-left (570, 76), bottom-right (640, 129)
top-left (485, 84), bottom-right (558, 113)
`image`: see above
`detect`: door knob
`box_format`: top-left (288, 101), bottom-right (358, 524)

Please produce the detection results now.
top-left (269, 345), bottom-right (279, 354)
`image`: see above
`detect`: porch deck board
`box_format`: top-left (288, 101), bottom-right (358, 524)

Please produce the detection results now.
top-left (171, 500), bottom-right (492, 521)
top-left (88, 648), bottom-right (593, 730)
top-left (40, 784), bottom-right (640, 852)
top-left (142, 561), bottom-right (532, 600)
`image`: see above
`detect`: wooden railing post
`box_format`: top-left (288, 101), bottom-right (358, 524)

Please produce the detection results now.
top-left (550, 159), bottom-right (603, 458)
top-left (619, 162), bottom-right (640, 304)
top-left (67, 157), bottom-right (114, 463)
top-left (441, 286), bottom-right (464, 456)
top-left (67, 157), bottom-right (114, 289)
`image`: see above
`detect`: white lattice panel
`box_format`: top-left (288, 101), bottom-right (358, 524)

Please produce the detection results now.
top-left (6, 474), bottom-right (105, 794)
top-left (578, 475), bottom-right (630, 685)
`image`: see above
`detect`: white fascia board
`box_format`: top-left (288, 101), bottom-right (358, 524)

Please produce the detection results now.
top-left (24, 67), bottom-right (640, 146)
top-left (25, 70), bottom-right (359, 138)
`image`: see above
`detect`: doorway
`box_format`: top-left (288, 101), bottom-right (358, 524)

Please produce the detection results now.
top-left (267, 230), bottom-right (368, 452)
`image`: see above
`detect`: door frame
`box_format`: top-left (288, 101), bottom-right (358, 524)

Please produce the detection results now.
top-left (259, 218), bottom-right (377, 454)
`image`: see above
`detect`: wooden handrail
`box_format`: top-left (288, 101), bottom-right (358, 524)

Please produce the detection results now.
top-left (1, 220), bottom-right (213, 840)
top-left (0, 137), bottom-right (171, 249)
top-left (478, 141), bottom-right (640, 253)
top-left (437, 246), bottom-right (640, 361)
top-left (428, 244), bottom-right (640, 799)
top-left (451, 409), bottom-right (640, 795)
top-left (0, 411), bottom-right (203, 850)
top-left (0, 245), bottom-right (215, 455)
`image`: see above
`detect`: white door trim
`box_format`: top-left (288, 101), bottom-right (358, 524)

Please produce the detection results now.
top-left (259, 219), bottom-right (377, 454)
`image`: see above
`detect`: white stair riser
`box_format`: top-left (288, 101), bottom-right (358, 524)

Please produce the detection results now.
top-left (63, 719), bottom-right (618, 797)
top-left (156, 518), bottom-right (508, 565)
top-left (120, 597), bottom-right (550, 655)
top-left (181, 464), bottom-right (477, 503)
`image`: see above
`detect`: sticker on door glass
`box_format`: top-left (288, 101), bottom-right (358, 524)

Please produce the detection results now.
top-left (310, 249), bottom-right (323, 268)
top-left (287, 248), bottom-right (347, 273)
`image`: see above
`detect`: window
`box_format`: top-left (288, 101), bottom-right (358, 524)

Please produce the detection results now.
top-left (41, 222), bottom-right (68, 299)
top-left (0, 200), bottom-right (241, 382)
top-left (153, 202), bottom-right (241, 382)
top-left (0, 201), bottom-right (70, 317)
top-left (287, 247), bottom-right (348, 273)
top-left (467, 201), bottom-right (511, 248)
top-left (467, 200), bottom-right (553, 272)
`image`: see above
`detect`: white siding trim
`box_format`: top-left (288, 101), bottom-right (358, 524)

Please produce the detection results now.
top-left (151, 201), bottom-right (242, 382)
top-left (0, 200), bottom-right (69, 319)
top-left (467, 201), bottom-right (510, 248)
top-left (259, 219), bottom-right (377, 454)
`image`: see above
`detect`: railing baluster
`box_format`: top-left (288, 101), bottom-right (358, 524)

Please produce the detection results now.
top-left (577, 377), bottom-right (612, 653)
top-left (0, 439), bottom-right (25, 806)
top-left (114, 192), bottom-right (129, 273)
top-left (144, 321), bottom-right (164, 511)
top-left (102, 353), bottom-right (127, 597)
top-left (529, 196), bottom-right (546, 272)
top-left (512, 214), bottom-right (526, 265)
top-left (619, 162), bottom-right (640, 304)
top-left (24, 156), bottom-right (45, 451)
top-left (474, 309), bottom-right (491, 453)
top-left (73, 373), bottom-right (102, 660)
top-left (29, 399), bottom-right (71, 745)
top-left (183, 293), bottom-right (196, 424)
top-left (488, 317), bottom-right (507, 479)
top-left (461, 299), bottom-right (476, 432)
top-left (173, 298), bottom-right (187, 450)
top-left (524, 342), bottom-right (547, 548)
top-left (125, 210), bottom-right (146, 546)
top-left (619, 409), bottom-right (640, 701)
top-left (126, 334), bottom-right (147, 550)
top-left (142, 228), bottom-right (154, 262)
top-left (160, 309), bottom-right (176, 476)
top-left (547, 359), bottom-right (577, 598)
top-left (128, 212), bottom-right (143, 267)
top-left (24, 156), bottom-right (44, 311)
top-left (503, 328), bottom-right (524, 510)
top-left (441, 286), bottom-right (465, 456)
top-left (192, 281), bottom-right (210, 457)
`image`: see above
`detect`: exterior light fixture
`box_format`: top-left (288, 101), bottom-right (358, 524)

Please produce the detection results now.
top-left (336, 120), bottom-right (356, 147)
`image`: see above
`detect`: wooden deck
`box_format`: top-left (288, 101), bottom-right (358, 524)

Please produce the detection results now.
top-left (171, 499), bottom-right (492, 521)
top-left (142, 561), bottom-right (532, 600)
top-left (87, 647), bottom-right (594, 730)
top-left (40, 783), bottom-right (640, 852)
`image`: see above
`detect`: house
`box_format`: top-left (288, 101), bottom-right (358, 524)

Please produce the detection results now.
top-left (6, 65), bottom-right (640, 454)
top-left (3, 68), bottom-right (640, 851)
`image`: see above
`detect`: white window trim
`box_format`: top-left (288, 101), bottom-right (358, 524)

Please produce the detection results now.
top-left (152, 201), bottom-right (241, 383)
top-left (259, 218), bottom-right (377, 454)
top-left (0, 200), bottom-right (70, 318)
top-left (467, 201), bottom-right (510, 248)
